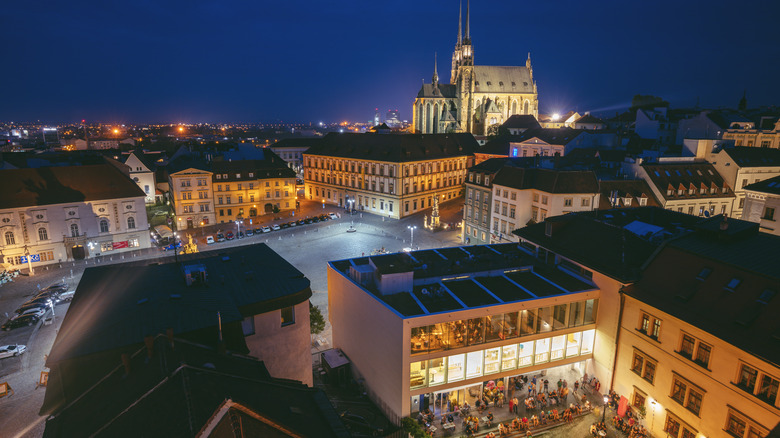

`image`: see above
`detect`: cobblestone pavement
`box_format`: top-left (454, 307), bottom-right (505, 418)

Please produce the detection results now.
top-left (0, 196), bottom-right (467, 437)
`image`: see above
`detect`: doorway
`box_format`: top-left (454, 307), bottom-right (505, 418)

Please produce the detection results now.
top-left (72, 245), bottom-right (86, 260)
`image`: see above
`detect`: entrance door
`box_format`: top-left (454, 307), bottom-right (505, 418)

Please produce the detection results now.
top-left (264, 203), bottom-right (273, 213)
top-left (186, 219), bottom-right (194, 229)
top-left (72, 245), bottom-right (85, 260)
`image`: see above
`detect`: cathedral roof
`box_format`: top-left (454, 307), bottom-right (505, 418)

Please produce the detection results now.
top-left (473, 66), bottom-right (534, 94)
top-left (417, 83), bottom-right (457, 98)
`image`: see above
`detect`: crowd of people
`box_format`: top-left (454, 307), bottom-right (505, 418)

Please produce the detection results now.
top-left (0, 269), bottom-right (20, 285)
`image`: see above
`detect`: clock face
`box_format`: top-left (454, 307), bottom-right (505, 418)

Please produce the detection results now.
top-left (36, 214), bottom-right (44, 219)
top-left (98, 208), bottom-right (105, 213)
top-left (68, 211), bottom-right (76, 216)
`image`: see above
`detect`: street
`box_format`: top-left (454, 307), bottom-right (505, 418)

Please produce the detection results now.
top-left (0, 196), bottom-right (465, 438)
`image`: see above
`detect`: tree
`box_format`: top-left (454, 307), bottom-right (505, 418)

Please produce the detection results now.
top-left (310, 301), bottom-right (325, 335)
top-left (273, 205), bottom-right (280, 214)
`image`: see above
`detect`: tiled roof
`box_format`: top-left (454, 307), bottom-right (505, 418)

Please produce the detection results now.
top-left (501, 115), bottom-right (541, 130)
top-left (598, 180), bottom-right (661, 209)
top-left (269, 137), bottom-right (323, 149)
top-left (574, 114), bottom-right (605, 125)
top-left (744, 175), bottom-right (780, 195)
top-left (624, 222), bottom-right (780, 366)
top-left (721, 146), bottom-right (780, 168)
top-left (417, 83), bottom-right (458, 98)
top-left (473, 66), bottom-right (534, 93)
top-left (511, 127), bottom-right (585, 145)
top-left (492, 166), bottom-right (599, 194)
top-left (641, 161), bottom-right (734, 200)
top-left (304, 132), bottom-right (479, 162)
top-left (0, 163), bottom-right (145, 209)
top-left (211, 158), bottom-right (296, 181)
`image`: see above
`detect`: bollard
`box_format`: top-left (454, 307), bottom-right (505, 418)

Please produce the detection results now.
top-left (70, 269), bottom-right (73, 278)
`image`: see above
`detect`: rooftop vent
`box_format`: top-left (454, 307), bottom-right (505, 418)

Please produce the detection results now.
top-left (183, 263), bottom-right (208, 286)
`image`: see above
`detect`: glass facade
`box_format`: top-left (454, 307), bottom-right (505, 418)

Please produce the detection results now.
top-left (410, 329), bottom-right (596, 389)
top-left (410, 299), bottom-right (599, 355)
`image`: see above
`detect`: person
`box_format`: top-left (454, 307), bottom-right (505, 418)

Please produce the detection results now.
top-left (508, 397), bottom-right (514, 413)
top-left (447, 413), bottom-right (454, 423)
top-left (543, 379), bottom-right (549, 392)
top-left (590, 423), bottom-right (598, 436)
top-left (487, 411), bottom-right (494, 426)
top-left (513, 397), bottom-right (519, 414)
top-left (574, 380), bottom-right (580, 392)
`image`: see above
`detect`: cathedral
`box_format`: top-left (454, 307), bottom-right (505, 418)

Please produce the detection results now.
top-left (412, 1), bottom-right (539, 137)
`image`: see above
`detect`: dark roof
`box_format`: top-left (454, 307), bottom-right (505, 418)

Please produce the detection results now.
top-left (641, 161), bottom-right (734, 200)
top-left (270, 137), bottom-right (323, 149)
top-left (473, 66), bottom-right (534, 93)
top-left (511, 127), bottom-right (585, 145)
top-left (598, 180), bottom-right (661, 209)
top-left (501, 115), bottom-right (541, 130)
top-left (574, 114), bottom-right (605, 125)
top-left (513, 208), bottom-right (703, 283)
top-left (211, 159), bottom-right (296, 181)
top-left (744, 174), bottom-right (780, 195)
top-left (47, 244), bottom-right (311, 365)
top-left (304, 132), bottom-right (479, 162)
top-left (0, 163), bottom-right (144, 209)
top-left (468, 157), bottom-right (514, 174)
top-left (125, 150), bottom-right (163, 171)
top-left (721, 146), bottom-right (780, 168)
top-left (417, 83), bottom-right (458, 98)
top-left (43, 336), bottom-right (350, 438)
top-left (624, 223), bottom-right (780, 366)
top-left (478, 137), bottom-right (513, 156)
top-left (492, 166), bottom-right (599, 194)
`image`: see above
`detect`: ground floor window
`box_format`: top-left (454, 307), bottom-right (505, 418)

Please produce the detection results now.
top-left (281, 306), bottom-right (295, 326)
top-left (100, 242), bottom-right (113, 252)
top-left (40, 251), bottom-right (55, 262)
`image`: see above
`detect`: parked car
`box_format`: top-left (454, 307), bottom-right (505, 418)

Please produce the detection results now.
top-left (23, 296), bottom-right (56, 307)
top-left (288, 221), bottom-right (297, 227)
top-left (16, 303), bottom-right (48, 315)
top-left (41, 283), bottom-right (68, 293)
top-left (297, 219), bottom-right (306, 226)
top-left (206, 236), bottom-right (215, 244)
top-left (216, 233), bottom-right (226, 242)
top-left (261, 226), bottom-right (271, 233)
top-left (319, 214), bottom-right (330, 221)
top-left (58, 291), bottom-right (75, 302)
top-left (311, 217), bottom-right (320, 223)
top-left (34, 290), bottom-right (61, 300)
top-left (280, 223), bottom-right (290, 229)
top-left (2, 314), bottom-right (40, 331)
top-left (245, 229), bottom-right (254, 237)
top-left (226, 232), bottom-right (235, 240)
top-left (329, 213), bottom-right (339, 220)
top-left (254, 227), bottom-right (263, 234)
top-left (237, 231), bottom-right (245, 239)
top-left (14, 308), bottom-right (46, 319)
top-left (162, 241), bottom-right (182, 251)
top-left (271, 224), bottom-right (281, 231)
top-left (0, 345), bottom-right (26, 359)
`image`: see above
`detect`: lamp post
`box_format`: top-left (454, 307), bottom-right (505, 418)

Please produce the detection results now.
top-left (235, 217), bottom-right (242, 239)
top-left (347, 199), bottom-right (356, 232)
top-left (173, 232), bottom-right (179, 264)
top-left (602, 395), bottom-right (609, 422)
top-left (650, 400), bottom-right (656, 432)
top-left (408, 225), bottom-right (417, 250)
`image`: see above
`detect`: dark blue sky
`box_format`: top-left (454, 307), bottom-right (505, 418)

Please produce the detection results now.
top-left (3, 0), bottom-right (779, 124)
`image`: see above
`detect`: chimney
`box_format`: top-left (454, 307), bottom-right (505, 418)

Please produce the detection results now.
top-left (144, 335), bottom-right (154, 359)
top-left (121, 353), bottom-right (131, 375)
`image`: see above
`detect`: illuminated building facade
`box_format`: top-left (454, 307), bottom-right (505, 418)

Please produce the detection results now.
top-left (303, 132), bottom-right (478, 219)
top-left (413, 1), bottom-right (539, 137)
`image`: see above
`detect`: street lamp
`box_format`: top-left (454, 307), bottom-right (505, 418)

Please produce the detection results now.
top-left (347, 199), bottom-right (356, 232)
top-left (408, 225), bottom-right (417, 250)
top-left (602, 395), bottom-right (609, 422)
top-left (235, 219), bottom-right (242, 239)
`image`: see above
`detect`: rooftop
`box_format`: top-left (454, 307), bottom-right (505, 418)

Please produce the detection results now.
top-left (719, 146), bottom-right (780, 168)
top-left (304, 132), bottom-right (479, 163)
top-left (47, 244), bottom-right (311, 364)
top-left (42, 336), bottom-right (349, 438)
top-left (0, 163), bottom-right (145, 209)
top-left (641, 161), bottom-right (734, 201)
top-left (744, 174), bottom-right (780, 195)
top-left (625, 221), bottom-right (780, 366)
top-left (492, 166), bottom-right (599, 194)
top-left (330, 244), bottom-right (595, 318)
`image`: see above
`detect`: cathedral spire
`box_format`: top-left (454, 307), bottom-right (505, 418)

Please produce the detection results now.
top-left (457, 0), bottom-right (462, 46)
top-left (433, 52), bottom-right (439, 86)
top-left (464, 0), bottom-right (471, 43)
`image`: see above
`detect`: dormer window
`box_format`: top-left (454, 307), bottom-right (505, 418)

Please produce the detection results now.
top-left (725, 278), bottom-right (741, 292)
top-left (757, 289), bottom-right (776, 304)
top-left (499, 81), bottom-right (504, 87)
top-left (511, 82), bottom-right (516, 87)
top-left (639, 197), bottom-right (647, 206)
top-left (486, 81), bottom-right (492, 86)
top-left (475, 81), bottom-right (480, 86)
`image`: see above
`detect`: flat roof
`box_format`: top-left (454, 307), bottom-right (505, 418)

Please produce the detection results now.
top-left (331, 244), bottom-right (596, 318)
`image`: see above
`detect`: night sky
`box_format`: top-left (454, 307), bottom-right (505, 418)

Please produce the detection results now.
top-left (3, 0), bottom-right (779, 124)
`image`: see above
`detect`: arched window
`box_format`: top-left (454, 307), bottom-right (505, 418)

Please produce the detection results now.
top-left (99, 219), bottom-right (110, 233)
top-left (38, 228), bottom-right (48, 241)
top-left (70, 223), bottom-right (79, 237)
top-left (511, 101), bottom-right (518, 115)
top-left (524, 101), bottom-right (530, 115)
top-left (4, 231), bottom-right (15, 245)
top-left (127, 217), bottom-right (136, 229)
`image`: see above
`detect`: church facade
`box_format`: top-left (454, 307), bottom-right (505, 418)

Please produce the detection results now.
top-left (413, 1), bottom-right (539, 137)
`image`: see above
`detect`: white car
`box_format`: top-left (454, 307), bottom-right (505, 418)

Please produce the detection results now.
top-left (261, 226), bottom-right (271, 233)
top-left (329, 213), bottom-right (339, 220)
top-left (58, 291), bottom-right (75, 302)
top-left (271, 224), bottom-right (281, 231)
top-left (0, 344), bottom-right (26, 359)
top-left (206, 236), bottom-right (215, 244)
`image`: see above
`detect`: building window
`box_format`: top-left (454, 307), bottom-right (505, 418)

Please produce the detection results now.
top-left (686, 388), bottom-right (702, 416)
top-left (763, 207), bottom-right (775, 221)
top-left (639, 313), bottom-right (650, 334)
top-left (679, 334), bottom-right (695, 358)
top-left (533, 193), bottom-right (539, 203)
top-left (651, 319), bottom-right (661, 339)
top-left (581, 198), bottom-right (590, 207)
top-left (737, 364), bottom-right (758, 392)
top-left (4, 231), bottom-right (15, 245)
top-left (671, 379), bottom-right (687, 404)
top-left (632, 390), bottom-right (645, 408)
top-left (99, 218), bottom-right (110, 233)
top-left (630, 351), bottom-right (656, 384)
top-left (757, 374), bottom-right (779, 405)
top-left (726, 413), bottom-right (747, 437)
top-left (564, 198), bottom-right (572, 207)
top-left (281, 306), bottom-right (295, 326)
top-left (541, 195), bottom-right (548, 205)
top-left (38, 228), bottom-right (48, 241)
top-left (70, 224), bottom-right (79, 237)
top-left (126, 217), bottom-right (135, 229)
top-left (241, 317), bottom-right (255, 336)
top-left (664, 415), bottom-right (680, 436)
top-left (694, 343), bottom-right (711, 367)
